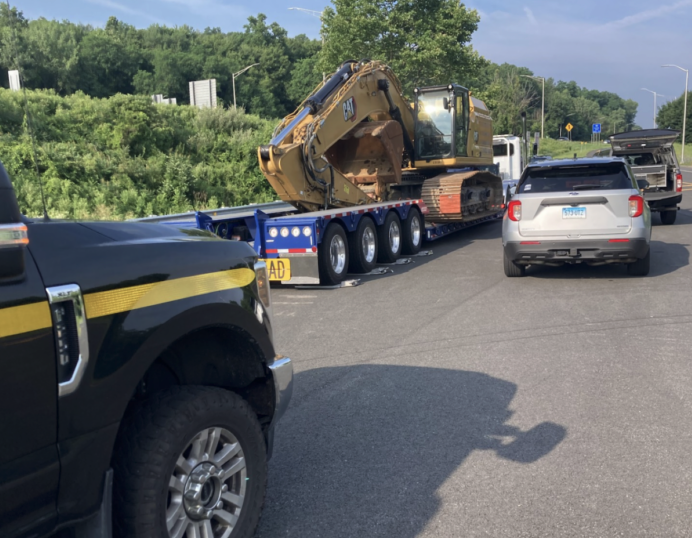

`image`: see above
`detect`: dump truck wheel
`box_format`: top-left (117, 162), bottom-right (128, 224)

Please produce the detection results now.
top-left (319, 223), bottom-right (349, 285)
top-left (349, 217), bottom-right (378, 274)
top-left (402, 207), bottom-right (423, 255)
top-left (377, 211), bottom-right (402, 263)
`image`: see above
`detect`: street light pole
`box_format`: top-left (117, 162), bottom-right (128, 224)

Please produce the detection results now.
top-left (233, 63), bottom-right (259, 109)
top-left (641, 88), bottom-right (664, 129)
top-left (520, 75), bottom-right (545, 138)
top-left (662, 64), bottom-right (689, 164)
top-left (289, 7), bottom-right (326, 84)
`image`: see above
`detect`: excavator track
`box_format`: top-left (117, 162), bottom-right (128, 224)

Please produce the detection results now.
top-left (420, 171), bottom-right (504, 222)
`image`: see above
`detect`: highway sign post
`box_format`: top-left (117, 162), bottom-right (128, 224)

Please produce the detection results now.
top-left (592, 123), bottom-right (601, 143)
top-left (565, 122), bottom-right (573, 141)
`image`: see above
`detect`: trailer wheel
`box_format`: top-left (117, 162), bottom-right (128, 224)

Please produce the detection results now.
top-left (349, 217), bottom-right (378, 274)
top-left (377, 211), bottom-right (402, 263)
top-left (402, 207), bottom-right (423, 255)
top-left (660, 210), bottom-right (677, 225)
top-left (319, 223), bottom-right (349, 285)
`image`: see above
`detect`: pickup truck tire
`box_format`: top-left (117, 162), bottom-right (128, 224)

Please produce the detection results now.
top-left (349, 217), bottom-right (378, 274)
top-left (504, 250), bottom-right (526, 277)
top-left (377, 211), bottom-right (402, 264)
top-left (112, 386), bottom-right (267, 538)
top-left (660, 210), bottom-right (677, 225)
top-left (402, 207), bottom-right (423, 255)
top-left (627, 248), bottom-right (650, 277)
top-left (319, 223), bottom-right (349, 285)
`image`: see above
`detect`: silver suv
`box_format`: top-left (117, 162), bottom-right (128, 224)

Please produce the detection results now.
top-left (502, 157), bottom-right (652, 277)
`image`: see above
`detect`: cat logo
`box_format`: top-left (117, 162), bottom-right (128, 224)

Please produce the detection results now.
top-left (343, 97), bottom-right (357, 122)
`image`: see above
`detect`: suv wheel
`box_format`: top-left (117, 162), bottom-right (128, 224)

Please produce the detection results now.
top-left (504, 250), bottom-right (526, 277)
top-left (113, 386), bottom-right (267, 538)
top-left (660, 210), bottom-right (677, 225)
top-left (627, 248), bottom-right (650, 277)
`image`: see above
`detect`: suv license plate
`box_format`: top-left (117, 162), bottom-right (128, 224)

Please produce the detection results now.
top-left (563, 207), bottom-right (586, 219)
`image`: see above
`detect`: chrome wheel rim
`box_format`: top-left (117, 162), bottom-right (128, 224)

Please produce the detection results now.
top-left (362, 226), bottom-right (376, 263)
top-left (389, 221), bottom-right (401, 254)
top-left (410, 215), bottom-right (421, 247)
top-left (330, 234), bottom-right (347, 274)
top-left (167, 427), bottom-right (246, 538)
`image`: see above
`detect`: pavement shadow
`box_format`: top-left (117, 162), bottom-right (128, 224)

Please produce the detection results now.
top-left (357, 219), bottom-right (503, 284)
top-left (256, 365), bottom-right (566, 538)
top-left (525, 240), bottom-right (689, 279)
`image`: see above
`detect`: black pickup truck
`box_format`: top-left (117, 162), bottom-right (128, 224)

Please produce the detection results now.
top-left (610, 129), bottom-right (683, 224)
top-left (0, 162), bottom-right (293, 538)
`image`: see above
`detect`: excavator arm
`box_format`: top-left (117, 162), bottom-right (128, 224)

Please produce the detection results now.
top-left (258, 61), bottom-right (416, 212)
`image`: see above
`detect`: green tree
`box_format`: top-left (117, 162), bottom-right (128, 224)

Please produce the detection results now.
top-left (319, 0), bottom-right (483, 93)
top-left (657, 92), bottom-right (691, 141)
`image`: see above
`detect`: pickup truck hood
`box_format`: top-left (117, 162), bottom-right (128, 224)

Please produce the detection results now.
top-left (80, 221), bottom-right (219, 244)
top-left (610, 129), bottom-right (680, 154)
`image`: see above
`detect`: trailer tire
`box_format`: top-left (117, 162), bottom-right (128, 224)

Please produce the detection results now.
top-left (349, 217), bottom-right (378, 274)
top-left (402, 207), bottom-right (423, 255)
top-left (377, 211), bottom-right (402, 263)
top-left (660, 209), bottom-right (677, 225)
top-left (319, 223), bottom-right (349, 285)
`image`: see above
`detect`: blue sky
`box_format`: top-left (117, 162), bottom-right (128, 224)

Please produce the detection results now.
top-left (14, 0), bottom-right (692, 128)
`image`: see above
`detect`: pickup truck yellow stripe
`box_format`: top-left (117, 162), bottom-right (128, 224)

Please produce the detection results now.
top-left (0, 301), bottom-right (52, 339)
top-left (84, 268), bottom-right (256, 319)
top-left (0, 268), bottom-right (256, 337)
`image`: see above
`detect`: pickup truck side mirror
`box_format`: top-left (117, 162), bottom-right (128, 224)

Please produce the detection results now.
top-left (0, 163), bottom-right (27, 281)
top-left (636, 179), bottom-right (650, 190)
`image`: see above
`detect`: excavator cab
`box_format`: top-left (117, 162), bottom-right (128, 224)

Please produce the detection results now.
top-left (413, 84), bottom-right (470, 163)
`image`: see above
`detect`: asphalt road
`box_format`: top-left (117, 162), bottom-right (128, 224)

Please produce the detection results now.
top-left (258, 169), bottom-right (692, 538)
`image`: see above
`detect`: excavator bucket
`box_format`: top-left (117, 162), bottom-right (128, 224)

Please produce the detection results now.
top-left (325, 120), bottom-right (404, 198)
top-left (421, 171), bottom-right (504, 222)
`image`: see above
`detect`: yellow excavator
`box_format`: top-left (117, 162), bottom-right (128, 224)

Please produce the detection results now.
top-left (258, 59), bottom-right (503, 224)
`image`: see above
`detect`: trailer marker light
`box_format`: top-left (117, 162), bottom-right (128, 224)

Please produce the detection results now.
top-left (280, 227), bottom-right (289, 238)
top-left (268, 227), bottom-right (278, 238)
top-left (291, 227), bottom-right (300, 237)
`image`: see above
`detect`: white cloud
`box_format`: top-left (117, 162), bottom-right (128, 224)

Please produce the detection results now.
top-left (523, 6), bottom-right (537, 26)
top-left (599, 0), bottom-right (692, 30)
top-left (86, 0), bottom-right (169, 24)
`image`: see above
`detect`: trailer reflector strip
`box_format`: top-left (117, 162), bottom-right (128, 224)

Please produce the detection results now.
top-left (266, 248), bottom-right (316, 254)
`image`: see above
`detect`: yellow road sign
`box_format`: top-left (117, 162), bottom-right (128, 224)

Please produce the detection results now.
top-left (565, 123), bottom-right (574, 132)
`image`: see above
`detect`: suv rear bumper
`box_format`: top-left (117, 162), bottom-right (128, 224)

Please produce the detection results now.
top-left (505, 238), bottom-right (649, 264)
top-left (644, 190), bottom-right (681, 210)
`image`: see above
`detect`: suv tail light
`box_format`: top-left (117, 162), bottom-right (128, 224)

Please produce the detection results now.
top-left (628, 195), bottom-right (644, 218)
top-left (508, 200), bottom-right (522, 221)
top-left (676, 173), bottom-right (683, 193)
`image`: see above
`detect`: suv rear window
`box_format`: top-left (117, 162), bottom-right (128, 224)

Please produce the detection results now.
top-left (518, 163), bottom-right (633, 193)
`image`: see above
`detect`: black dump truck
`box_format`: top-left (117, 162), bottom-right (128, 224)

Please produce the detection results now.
top-left (610, 129), bottom-right (683, 224)
top-left (0, 162), bottom-right (293, 538)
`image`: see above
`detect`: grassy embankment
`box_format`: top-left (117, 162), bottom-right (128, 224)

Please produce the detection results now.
top-left (538, 138), bottom-right (692, 165)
